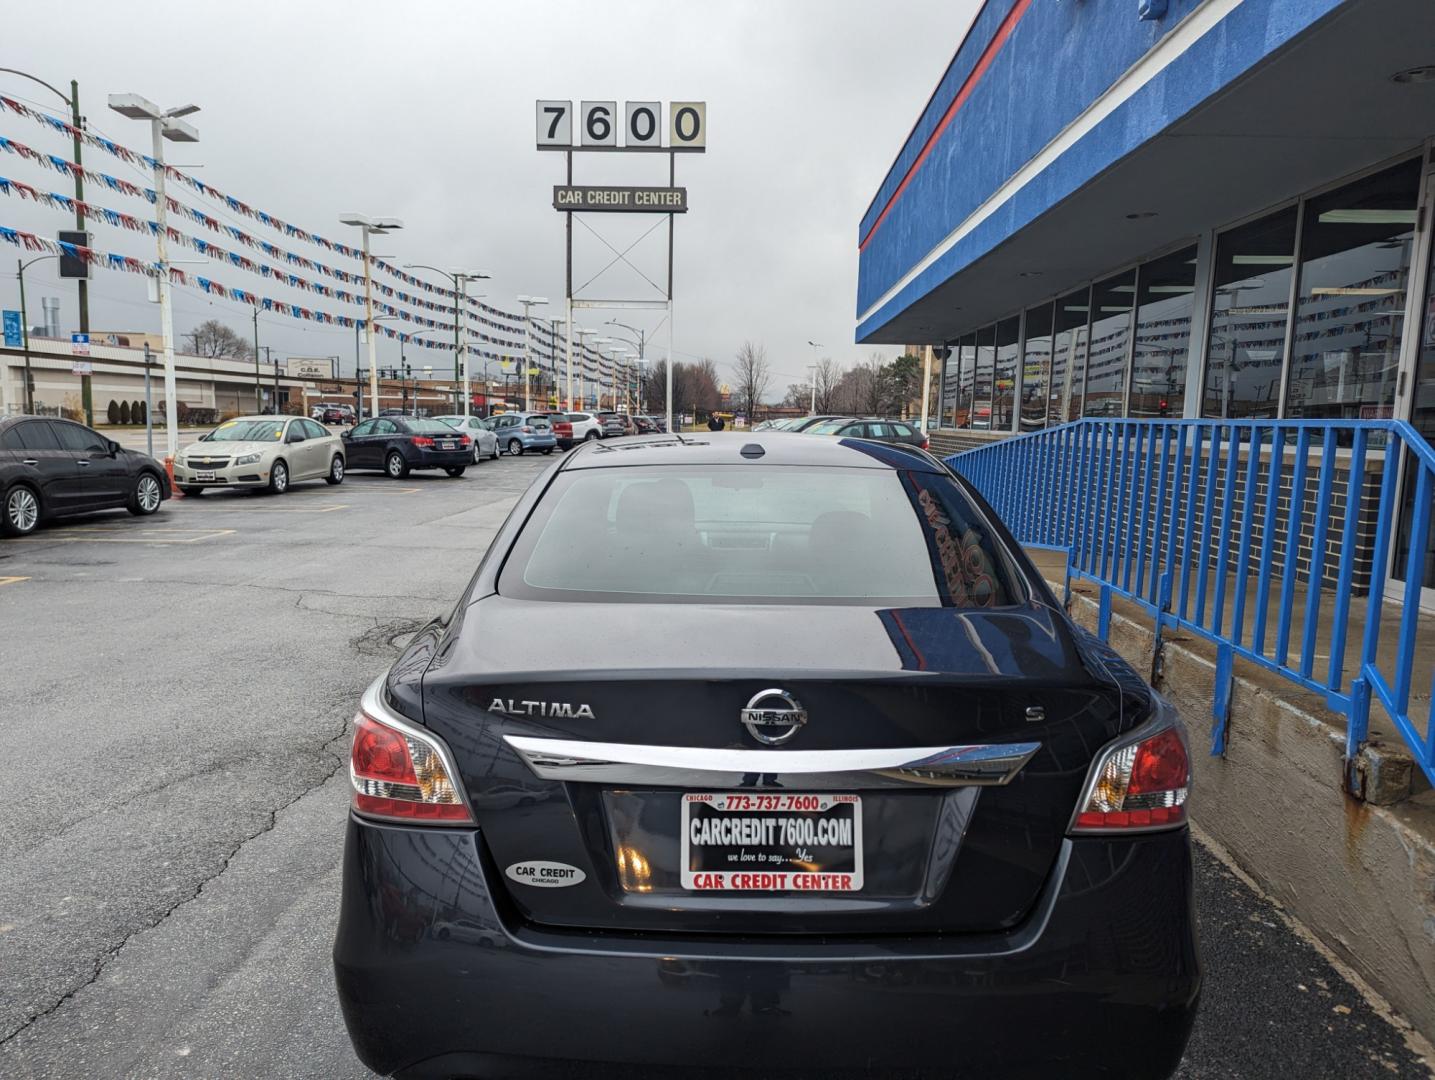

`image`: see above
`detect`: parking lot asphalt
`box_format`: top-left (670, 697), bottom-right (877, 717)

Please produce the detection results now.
top-left (0, 447), bottom-right (1430, 1079)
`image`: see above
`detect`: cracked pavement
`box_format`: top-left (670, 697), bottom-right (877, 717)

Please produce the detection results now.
top-left (0, 449), bottom-right (1430, 1078)
top-left (0, 455), bottom-right (552, 1075)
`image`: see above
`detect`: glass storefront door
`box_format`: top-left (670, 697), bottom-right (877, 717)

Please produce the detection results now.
top-left (1393, 165), bottom-right (1435, 610)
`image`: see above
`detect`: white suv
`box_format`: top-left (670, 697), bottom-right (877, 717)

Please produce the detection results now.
top-left (565, 413), bottom-right (604, 443)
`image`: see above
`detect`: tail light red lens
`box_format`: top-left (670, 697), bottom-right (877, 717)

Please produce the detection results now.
top-left (350, 682), bottom-right (473, 824)
top-left (459, 435), bottom-right (471, 446)
top-left (520, 425), bottom-right (533, 434)
top-left (920, 437), bottom-right (930, 450)
top-left (411, 436), bottom-right (435, 448)
top-left (1071, 702), bottom-right (1189, 833)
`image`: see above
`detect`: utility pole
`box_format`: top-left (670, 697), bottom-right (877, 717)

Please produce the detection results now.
top-left (143, 342), bottom-right (154, 456)
top-left (68, 80), bottom-right (92, 426)
top-left (806, 341), bottom-right (823, 416)
top-left (0, 71), bottom-right (93, 422)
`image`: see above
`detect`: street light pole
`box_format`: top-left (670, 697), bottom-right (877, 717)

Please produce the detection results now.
top-left (108, 94), bottom-right (199, 461)
top-left (340, 214), bottom-right (403, 420)
top-left (806, 341), bottom-right (823, 416)
top-left (252, 306), bottom-right (263, 411)
top-left (405, 266), bottom-right (489, 420)
top-left (517, 295), bottom-right (548, 412)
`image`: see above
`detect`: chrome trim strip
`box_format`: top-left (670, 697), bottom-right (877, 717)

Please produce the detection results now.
top-left (503, 735), bottom-right (1041, 790)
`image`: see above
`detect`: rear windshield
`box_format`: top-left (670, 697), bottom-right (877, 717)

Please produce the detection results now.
top-left (405, 419), bottom-right (462, 434)
top-left (500, 465), bottom-right (1017, 607)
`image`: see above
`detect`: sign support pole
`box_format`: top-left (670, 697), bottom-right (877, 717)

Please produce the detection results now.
top-left (667, 150), bottom-right (675, 434)
top-left (565, 150), bottom-right (574, 412)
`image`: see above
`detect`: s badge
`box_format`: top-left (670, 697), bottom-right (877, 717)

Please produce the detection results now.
top-left (505, 860), bottom-right (587, 888)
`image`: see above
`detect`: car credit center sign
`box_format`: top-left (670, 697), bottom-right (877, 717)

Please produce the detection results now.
top-left (553, 186), bottom-right (687, 212)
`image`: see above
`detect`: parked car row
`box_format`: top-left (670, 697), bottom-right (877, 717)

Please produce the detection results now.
top-left (3, 404), bottom-right (660, 536)
top-left (755, 414), bottom-right (931, 450)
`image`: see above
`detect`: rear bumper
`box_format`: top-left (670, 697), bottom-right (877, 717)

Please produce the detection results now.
top-left (407, 448), bottom-right (471, 469)
top-left (334, 820), bottom-right (1200, 1079)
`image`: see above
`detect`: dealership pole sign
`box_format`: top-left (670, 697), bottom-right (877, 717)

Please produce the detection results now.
top-left (536, 100), bottom-right (705, 433)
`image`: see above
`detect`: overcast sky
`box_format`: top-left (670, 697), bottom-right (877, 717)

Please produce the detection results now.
top-left (2, 0), bottom-right (978, 393)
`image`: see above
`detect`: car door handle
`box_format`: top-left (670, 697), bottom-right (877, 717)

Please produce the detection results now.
top-left (77, 460), bottom-right (91, 467)
top-left (503, 736), bottom-right (1042, 789)
top-left (21, 458), bottom-right (38, 466)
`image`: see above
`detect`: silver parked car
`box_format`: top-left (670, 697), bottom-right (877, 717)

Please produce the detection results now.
top-left (173, 416), bottom-right (345, 495)
top-left (433, 415), bottom-right (500, 462)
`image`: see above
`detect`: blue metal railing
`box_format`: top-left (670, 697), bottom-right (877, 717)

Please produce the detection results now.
top-left (947, 418), bottom-right (1435, 788)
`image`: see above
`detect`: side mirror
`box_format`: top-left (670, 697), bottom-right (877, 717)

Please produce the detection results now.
top-left (341, 428), bottom-right (353, 438)
top-left (287, 430), bottom-right (305, 444)
top-left (107, 440), bottom-right (121, 456)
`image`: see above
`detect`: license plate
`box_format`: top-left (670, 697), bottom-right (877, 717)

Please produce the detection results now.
top-left (440, 441), bottom-right (456, 450)
top-left (195, 470), bottom-right (215, 481)
top-left (680, 793), bottom-right (862, 892)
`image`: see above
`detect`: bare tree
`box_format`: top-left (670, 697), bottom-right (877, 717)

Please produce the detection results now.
top-left (183, 319), bottom-right (252, 360)
top-left (858, 354), bottom-right (887, 415)
top-left (732, 341), bottom-right (772, 416)
top-left (813, 358), bottom-right (841, 413)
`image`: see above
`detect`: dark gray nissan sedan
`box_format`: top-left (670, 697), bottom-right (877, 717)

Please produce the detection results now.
top-left (333, 432), bottom-right (1199, 1079)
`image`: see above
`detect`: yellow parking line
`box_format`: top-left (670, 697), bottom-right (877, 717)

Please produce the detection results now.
top-left (0, 576), bottom-right (28, 586)
top-left (178, 503), bottom-right (349, 514)
top-left (12, 528), bottom-right (235, 545)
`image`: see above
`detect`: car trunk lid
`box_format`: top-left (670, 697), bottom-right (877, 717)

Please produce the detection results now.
top-left (420, 597), bottom-right (1127, 936)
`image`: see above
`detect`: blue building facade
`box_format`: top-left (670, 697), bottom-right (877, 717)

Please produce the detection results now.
top-left (857, 0), bottom-right (1435, 604)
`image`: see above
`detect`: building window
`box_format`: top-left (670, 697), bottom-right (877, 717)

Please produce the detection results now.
top-left (1130, 245), bottom-right (1198, 418)
top-left (1203, 206), bottom-right (1298, 418)
top-left (1084, 270), bottom-right (1136, 418)
top-left (994, 316), bottom-right (1020, 433)
top-left (973, 324), bottom-right (996, 430)
top-left (953, 332), bottom-right (976, 427)
top-left (1053, 287), bottom-right (1090, 421)
top-left (1284, 157), bottom-right (1422, 421)
top-left (1021, 302), bottom-right (1054, 431)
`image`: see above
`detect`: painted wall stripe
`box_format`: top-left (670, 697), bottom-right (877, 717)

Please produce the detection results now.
top-left (859, 0), bottom-right (1033, 252)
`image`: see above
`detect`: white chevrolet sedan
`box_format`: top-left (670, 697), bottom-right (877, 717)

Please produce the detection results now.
top-left (174, 416), bottom-right (345, 495)
top-left (432, 415), bottom-right (499, 463)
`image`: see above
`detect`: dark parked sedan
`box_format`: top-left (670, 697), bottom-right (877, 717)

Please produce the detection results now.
top-left (1, 415), bottom-right (169, 536)
top-left (806, 416), bottom-right (931, 450)
top-left (333, 432), bottom-right (1198, 1079)
top-left (341, 416), bottom-right (471, 478)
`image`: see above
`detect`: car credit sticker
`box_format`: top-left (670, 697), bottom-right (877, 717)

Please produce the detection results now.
top-left (505, 860), bottom-right (587, 888)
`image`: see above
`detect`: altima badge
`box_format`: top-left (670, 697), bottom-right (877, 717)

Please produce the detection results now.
top-left (741, 688), bottom-right (807, 745)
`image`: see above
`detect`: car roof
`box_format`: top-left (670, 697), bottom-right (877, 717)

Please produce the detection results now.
top-left (558, 431), bottom-right (945, 472)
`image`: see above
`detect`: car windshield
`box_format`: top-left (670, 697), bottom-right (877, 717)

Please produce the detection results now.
top-left (406, 419), bottom-right (461, 434)
top-left (807, 419), bottom-right (852, 435)
top-left (204, 420), bottom-right (286, 442)
top-left (501, 465), bottom-right (1016, 607)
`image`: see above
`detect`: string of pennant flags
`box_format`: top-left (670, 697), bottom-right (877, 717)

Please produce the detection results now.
top-left (0, 174), bottom-right (538, 350)
top-left (0, 96), bottom-right (530, 328)
top-left (0, 134), bottom-right (529, 342)
top-left (0, 219), bottom-right (620, 378)
top-left (0, 221), bottom-right (543, 364)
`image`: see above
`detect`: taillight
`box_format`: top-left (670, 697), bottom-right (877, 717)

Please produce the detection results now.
top-left (459, 435), bottom-right (471, 446)
top-left (349, 680), bottom-right (473, 825)
top-left (1070, 698), bottom-right (1188, 833)
top-left (520, 425), bottom-right (533, 433)
top-left (920, 436), bottom-right (930, 450)
top-left (411, 436), bottom-right (435, 448)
